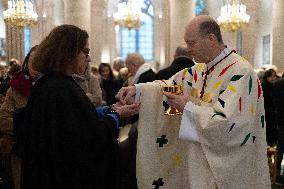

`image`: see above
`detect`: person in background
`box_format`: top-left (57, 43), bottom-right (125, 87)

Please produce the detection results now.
top-left (20, 25), bottom-right (139, 189)
top-left (0, 67), bottom-right (10, 96)
top-left (99, 63), bottom-right (120, 106)
top-left (125, 53), bottom-right (156, 85)
top-left (0, 45), bottom-right (38, 189)
top-left (8, 58), bottom-right (19, 67)
top-left (256, 67), bottom-right (266, 83)
top-left (112, 57), bottom-right (128, 88)
top-left (72, 63), bottom-right (103, 106)
top-left (113, 57), bottom-right (125, 74)
top-left (7, 63), bottom-right (21, 79)
top-left (90, 65), bottom-right (100, 79)
top-left (273, 73), bottom-right (284, 183)
top-left (156, 45), bottom-right (195, 80)
top-left (262, 68), bottom-right (277, 146)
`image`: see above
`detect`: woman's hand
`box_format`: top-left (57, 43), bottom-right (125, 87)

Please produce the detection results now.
top-left (112, 102), bottom-right (140, 117)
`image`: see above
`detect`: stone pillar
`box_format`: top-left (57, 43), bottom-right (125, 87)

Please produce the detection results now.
top-left (272, 0), bottom-right (284, 70)
top-left (90, 0), bottom-right (106, 65)
top-left (6, 25), bottom-right (24, 63)
top-left (63, 0), bottom-right (92, 33)
top-left (240, 0), bottom-right (261, 66)
top-left (168, 0), bottom-right (195, 62)
top-left (30, 0), bottom-right (55, 47)
top-left (154, 0), bottom-right (170, 70)
top-left (54, 0), bottom-right (65, 26)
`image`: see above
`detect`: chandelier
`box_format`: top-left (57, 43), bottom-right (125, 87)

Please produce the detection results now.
top-left (3, 0), bottom-right (38, 28)
top-left (217, 0), bottom-right (250, 32)
top-left (113, 0), bottom-right (143, 30)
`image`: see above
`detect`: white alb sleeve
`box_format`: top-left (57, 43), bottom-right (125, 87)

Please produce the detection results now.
top-left (179, 101), bottom-right (200, 142)
top-left (134, 84), bottom-right (142, 102)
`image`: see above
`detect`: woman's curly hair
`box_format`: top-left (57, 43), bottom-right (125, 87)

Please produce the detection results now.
top-left (30, 25), bottom-right (89, 75)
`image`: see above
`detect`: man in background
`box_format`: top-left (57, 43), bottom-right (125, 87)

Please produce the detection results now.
top-left (156, 45), bottom-right (195, 80)
top-left (125, 53), bottom-right (156, 85)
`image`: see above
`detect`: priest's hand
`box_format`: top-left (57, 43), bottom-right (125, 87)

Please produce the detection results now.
top-left (163, 91), bottom-right (189, 112)
top-left (113, 102), bottom-right (140, 117)
top-left (116, 86), bottom-right (136, 105)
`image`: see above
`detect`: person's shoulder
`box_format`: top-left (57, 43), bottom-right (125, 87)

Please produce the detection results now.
top-left (227, 53), bottom-right (255, 75)
top-left (173, 56), bottom-right (194, 66)
top-left (274, 78), bottom-right (284, 87)
top-left (35, 73), bottom-right (76, 92)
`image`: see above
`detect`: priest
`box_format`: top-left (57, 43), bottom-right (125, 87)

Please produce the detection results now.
top-left (117, 15), bottom-right (270, 189)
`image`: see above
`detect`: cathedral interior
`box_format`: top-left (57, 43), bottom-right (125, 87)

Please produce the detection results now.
top-left (0, 0), bottom-right (284, 188)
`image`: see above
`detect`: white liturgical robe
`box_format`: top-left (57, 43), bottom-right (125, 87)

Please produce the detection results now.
top-left (135, 50), bottom-right (270, 189)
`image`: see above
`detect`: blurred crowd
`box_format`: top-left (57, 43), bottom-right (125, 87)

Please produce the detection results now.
top-left (256, 66), bottom-right (284, 182)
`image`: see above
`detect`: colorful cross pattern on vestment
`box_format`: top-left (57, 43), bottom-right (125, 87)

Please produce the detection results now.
top-left (228, 123), bottom-right (235, 133)
top-left (249, 76), bottom-right (252, 95)
top-left (156, 135), bottom-right (168, 147)
top-left (239, 97), bottom-right (242, 112)
top-left (188, 67), bottom-right (193, 76)
top-left (152, 178), bottom-right (164, 189)
top-left (218, 62), bottom-right (237, 77)
top-left (257, 79), bottom-right (262, 99)
top-left (241, 133), bottom-right (251, 146)
top-left (174, 155), bottom-right (182, 166)
top-left (211, 111), bottom-right (226, 119)
top-left (261, 115), bottom-right (265, 128)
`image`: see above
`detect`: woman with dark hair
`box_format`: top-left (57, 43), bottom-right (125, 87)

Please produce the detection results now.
top-left (0, 45), bottom-right (38, 189)
top-left (99, 63), bottom-right (120, 105)
top-left (21, 25), bottom-right (139, 189)
top-left (262, 68), bottom-right (277, 146)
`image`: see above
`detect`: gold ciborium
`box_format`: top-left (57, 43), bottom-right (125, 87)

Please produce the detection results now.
top-left (163, 85), bottom-right (183, 116)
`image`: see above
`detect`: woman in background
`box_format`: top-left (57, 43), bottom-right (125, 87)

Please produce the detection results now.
top-left (99, 63), bottom-right (120, 106)
top-left (72, 63), bottom-right (103, 106)
top-left (0, 46), bottom-right (38, 189)
top-left (262, 68), bottom-right (277, 146)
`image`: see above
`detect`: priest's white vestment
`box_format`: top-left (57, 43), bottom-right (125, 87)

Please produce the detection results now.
top-left (136, 51), bottom-right (271, 189)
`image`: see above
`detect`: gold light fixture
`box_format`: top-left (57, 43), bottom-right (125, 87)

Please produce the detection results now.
top-left (3, 0), bottom-right (38, 28)
top-left (113, 0), bottom-right (143, 30)
top-left (217, 0), bottom-right (250, 32)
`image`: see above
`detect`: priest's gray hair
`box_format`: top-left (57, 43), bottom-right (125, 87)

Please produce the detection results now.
top-left (199, 19), bottom-right (224, 44)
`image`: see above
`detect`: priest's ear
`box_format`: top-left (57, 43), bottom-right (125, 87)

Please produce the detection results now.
top-left (207, 33), bottom-right (219, 46)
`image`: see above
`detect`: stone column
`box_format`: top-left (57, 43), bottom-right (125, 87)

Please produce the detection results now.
top-left (6, 25), bottom-right (24, 63)
top-left (240, 0), bottom-right (261, 66)
top-left (54, 0), bottom-right (65, 26)
top-left (168, 0), bottom-right (195, 62)
top-left (90, 0), bottom-right (106, 65)
top-left (63, 0), bottom-right (92, 33)
top-left (153, 0), bottom-right (170, 70)
top-left (2, 1), bottom-right (24, 63)
top-left (272, 0), bottom-right (284, 70)
top-left (30, 0), bottom-right (55, 47)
